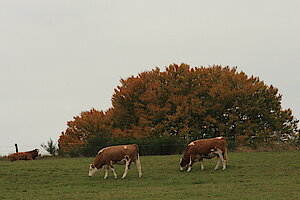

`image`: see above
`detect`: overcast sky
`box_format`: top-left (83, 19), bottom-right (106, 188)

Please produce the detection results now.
top-left (1, 0), bottom-right (299, 155)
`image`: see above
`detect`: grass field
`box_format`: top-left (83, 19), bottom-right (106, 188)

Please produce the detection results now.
top-left (0, 151), bottom-right (299, 200)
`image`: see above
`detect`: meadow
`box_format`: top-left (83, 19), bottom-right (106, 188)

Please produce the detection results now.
top-left (0, 151), bottom-right (299, 200)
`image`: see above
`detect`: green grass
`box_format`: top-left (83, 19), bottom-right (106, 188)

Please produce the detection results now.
top-left (0, 151), bottom-right (299, 200)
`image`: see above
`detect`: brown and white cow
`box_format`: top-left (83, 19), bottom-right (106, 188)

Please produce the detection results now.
top-left (88, 144), bottom-right (142, 179)
top-left (180, 137), bottom-right (228, 172)
top-left (8, 149), bottom-right (39, 162)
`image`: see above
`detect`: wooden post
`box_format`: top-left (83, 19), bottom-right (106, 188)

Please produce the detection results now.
top-left (15, 144), bottom-right (19, 153)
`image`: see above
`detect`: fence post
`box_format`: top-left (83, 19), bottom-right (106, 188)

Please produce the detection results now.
top-left (15, 144), bottom-right (19, 153)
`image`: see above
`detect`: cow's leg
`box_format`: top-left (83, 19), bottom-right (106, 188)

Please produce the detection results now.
top-left (213, 148), bottom-right (226, 170)
top-left (121, 156), bottom-right (131, 179)
top-left (214, 156), bottom-right (221, 170)
top-left (135, 156), bottom-right (142, 178)
top-left (199, 159), bottom-right (204, 170)
top-left (109, 162), bottom-right (118, 179)
top-left (128, 160), bottom-right (133, 169)
top-left (187, 156), bottom-right (195, 172)
top-left (221, 156), bottom-right (226, 170)
top-left (104, 165), bottom-right (109, 179)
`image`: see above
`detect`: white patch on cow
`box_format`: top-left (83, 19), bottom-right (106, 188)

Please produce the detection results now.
top-left (88, 164), bottom-right (99, 177)
top-left (213, 148), bottom-right (223, 154)
top-left (210, 148), bottom-right (215, 152)
top-left (98, 146), bottom-right (110, 154)
top-left (188, 142), bottom-right (195, 146)
top-left (124, 146), bottom-right (128, 149)
top-left (216, 137), bottom-right (223, 139)
top-left (98, 148), bottom-right (104, 155)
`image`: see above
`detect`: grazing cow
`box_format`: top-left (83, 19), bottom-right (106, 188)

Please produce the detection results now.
top-left (88, 144), bottom-right (142, 179)
top-left (180, 137), bottom-right (228, 172)
top-left (8, 149), bottom-right (39, 162)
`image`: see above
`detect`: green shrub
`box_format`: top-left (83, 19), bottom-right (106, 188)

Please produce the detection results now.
top-left (227, 139), bottom-right (238, 151)
top-left (79, 136), bottom-right (187, 157)
top-left (108, 136), bottom-right (187, 156)
top-left (81, 135), bottom-right (110, 157)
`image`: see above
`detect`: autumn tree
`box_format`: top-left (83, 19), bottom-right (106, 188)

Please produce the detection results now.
top-left (58, 63), bottom-right (299, 154)
top-left (58, 109), bottom-right (111, 153)
top-left (111, 64), bottom-right (299, 144)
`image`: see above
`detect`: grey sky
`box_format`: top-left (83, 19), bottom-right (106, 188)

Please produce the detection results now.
top-left (1, 0), bottom-right (299, 155)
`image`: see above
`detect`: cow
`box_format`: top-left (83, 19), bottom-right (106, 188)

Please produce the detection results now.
top-left (180, 137), bottom-right (228, 172)
top-left (88, 144), bottom-right (142, 179)
top-left (8, 149), bottom-right (39, 162)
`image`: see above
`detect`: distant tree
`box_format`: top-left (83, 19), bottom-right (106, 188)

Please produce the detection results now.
top-left (58, 109), bottom-right (111, 153)
top-left (58, 63), bottom-right (299, 154)
top-left (111, 64), bottom-right (299, 144)
top-left (41, 138), bottom-right (57, 156)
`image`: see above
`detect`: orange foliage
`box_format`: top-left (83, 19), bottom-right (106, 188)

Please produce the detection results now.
top-left (59, 63), bottom-right (299, 153)
top-left (58, 109), bottom-right (111, 152)
top-left (110, 63), bottom-right (298, 140)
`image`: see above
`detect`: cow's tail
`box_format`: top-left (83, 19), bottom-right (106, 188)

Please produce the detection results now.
top-left (223, 143), bottom-right (228, 165)
top-left (133, 144), bottom-right (140, 160)
top-left (133, 144), bottom-right (142, 177)
top-left (223, 147), bottom-right (228, 161)
top-left (219, 137), bottom-right (228, 164)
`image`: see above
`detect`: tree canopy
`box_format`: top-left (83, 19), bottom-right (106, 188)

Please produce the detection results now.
top-left (58, 64), bottom-right (299, 153)
top-left (58, 109), bottom-right (111, 153)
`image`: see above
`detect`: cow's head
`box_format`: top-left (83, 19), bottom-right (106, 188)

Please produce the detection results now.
top-left (34, 149), bottom-right (41, 156)
top-left (88, 164), bottom-right (100, 177)
top-left (179, 157), bottom-right (189, 171)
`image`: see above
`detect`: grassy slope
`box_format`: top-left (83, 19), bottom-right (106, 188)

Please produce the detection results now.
top-left (0, 151), bottom-right (299, 200)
